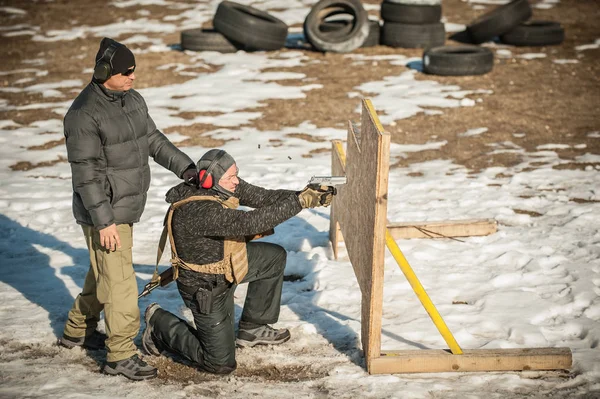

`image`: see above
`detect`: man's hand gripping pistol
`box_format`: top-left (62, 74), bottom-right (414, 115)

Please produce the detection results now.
top-left (306, 176), bottom-right (347, 206)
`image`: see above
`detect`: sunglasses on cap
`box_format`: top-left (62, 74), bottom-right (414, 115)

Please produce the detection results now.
top-left (122, 66), bottom-right (136, 76)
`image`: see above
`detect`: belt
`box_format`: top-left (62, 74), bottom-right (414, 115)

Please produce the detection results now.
top-left (177, 279), bottom-right (231, 298)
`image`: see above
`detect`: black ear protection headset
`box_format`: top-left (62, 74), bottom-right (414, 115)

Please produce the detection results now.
top-left (198, 150), bottom-right (226, 189)
top-left (93, 41), bottom-right (121, 83)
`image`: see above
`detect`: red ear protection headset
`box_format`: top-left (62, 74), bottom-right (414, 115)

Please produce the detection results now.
top-left (198, 150), bottom-right (226, 189)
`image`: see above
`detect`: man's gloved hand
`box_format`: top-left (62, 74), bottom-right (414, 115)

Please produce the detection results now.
top-left (297, 184), bottom-right (337, 208)
top-left (182, 165), bottom-right (198, 186)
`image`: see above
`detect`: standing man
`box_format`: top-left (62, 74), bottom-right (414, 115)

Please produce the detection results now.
top-left (140, 149), bottom-right (336, 375)
top-left (59, 37), bottom-right (198, 381)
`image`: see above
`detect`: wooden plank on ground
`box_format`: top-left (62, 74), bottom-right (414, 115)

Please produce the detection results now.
top-left (386, 219), bottom-right (498, 239)
top-left (370, 348), bottom-right (572, 374)
top-left (335, 219), bottom-right (498, 242)
top-left (329, 99), bottom-right (390, 363)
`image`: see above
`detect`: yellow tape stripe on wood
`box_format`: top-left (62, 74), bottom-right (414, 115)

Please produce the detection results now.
top-left (333, 140), bottom-right (347, 167)
top-left (364, 98), bottom-right (385, 134)
top-left (385, 229), bottom-right (463, 355)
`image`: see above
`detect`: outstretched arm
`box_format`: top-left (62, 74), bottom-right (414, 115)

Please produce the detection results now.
top-left (180, 193), bottom-right (303, 238)
top-left (235, 178), bottom-right (298, 208)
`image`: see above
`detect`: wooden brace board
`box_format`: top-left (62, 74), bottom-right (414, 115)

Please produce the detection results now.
top-left (329, 99), bottom-right (572, 374)
top-left (334, 219), bottom-right (498, 242)
top-left (372, 348), bottom-right (572, 374)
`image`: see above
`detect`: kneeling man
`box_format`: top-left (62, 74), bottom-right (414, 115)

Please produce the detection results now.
top-left (142, 149), bottom-right (335, 374)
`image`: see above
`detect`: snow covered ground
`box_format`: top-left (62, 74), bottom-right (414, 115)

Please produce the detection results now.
top-left (1, 1), bottom-right (599, 398)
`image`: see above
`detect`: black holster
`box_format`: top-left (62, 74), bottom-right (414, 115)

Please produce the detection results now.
top-left (179, 278), bottom-right (231, 315)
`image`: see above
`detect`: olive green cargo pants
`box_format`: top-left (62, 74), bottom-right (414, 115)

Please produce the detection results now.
top-left (63, 223), bottom-right (139, 362)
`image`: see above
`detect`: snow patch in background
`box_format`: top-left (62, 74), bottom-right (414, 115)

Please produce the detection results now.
top-left (576, 38), bottom-right (600, 51)
top-left (0, 6), bottom-right (27, 14)
top-left (459, 127), bottom-right (488, 137)
top-left (355, 70), bottom-right (490, 124)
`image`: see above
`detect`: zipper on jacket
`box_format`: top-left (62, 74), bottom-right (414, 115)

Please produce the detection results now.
top-left (121, 94), bottom-right (144, 191)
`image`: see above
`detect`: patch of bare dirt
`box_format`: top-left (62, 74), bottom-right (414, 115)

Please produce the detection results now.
top-left (174, 111), bottom-right (224, 120)
top-left (147, 346), bottom-right (334, 385)
top-left (10, 156), bottom-right (67, 171)
top-left (0, 339), bottom-right (62, 359)
top-left (163, 124), bottom-right (228, 147)
top-left (0, 338), bottom-right (102, 373)
top-left (513, 209), bottom-right (543, 217)
top-left (27, 138), bottom-right (64, 150)
top-left (285, 133), bottom-right (327, 142)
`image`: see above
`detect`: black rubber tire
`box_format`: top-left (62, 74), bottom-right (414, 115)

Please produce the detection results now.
top-left (381, 21), bottom-right (445, 49)
top-left (361, 20), bottom-right (381, 47)
top-left (423, 45), bottom-right (494, 76)
top-left (319, 20), bottom-right (354, 37)
top-left (467, 0), bottom-right (532, 44)
top-left (304, 0), bottom-right (370, 53)
top-left (500, 20), bottom-right (565, 46)
top-left (180, 29), bottom-right (238, 53)
top-left (319, 19), bottom-right (379, 47)
top-left (380, 1), bottom-right (442, 24)
top-left (213, 1), bottom-right (288, 51)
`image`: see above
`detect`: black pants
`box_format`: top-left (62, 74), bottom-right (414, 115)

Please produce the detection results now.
top-left (149, 242), bottom-right (287, 374)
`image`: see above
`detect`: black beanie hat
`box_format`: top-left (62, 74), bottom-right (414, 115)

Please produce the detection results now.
top-left (196, 149), bottom-right (236, 184)
top-left (95, 37), bottom-right (136, 76)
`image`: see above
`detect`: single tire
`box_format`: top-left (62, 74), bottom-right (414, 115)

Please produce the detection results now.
top-left (500, 20), bottom-right (565, 46)
top-left (319, 19), bottom-right (379, 47)
top-left (361, 20), bottom-right (381, 47)
top-left (467, 0), bottom-right (532, 44)
top-left (386, 0), bottom-right (440, 4)
top-left (304, 0), bottom-right (370, 53)
top-left (180, 29), bottom-right (238, 53)
top-left (213, 1), bottom-right (288, 51)
top-left (319, 19), bottom-right (354, 37)
top-left (423, 45), bottom-right (494, 76)
top-left (380, 1), bottom-right (442, 24)
top-left (381, 21), bottom-right (445, 49)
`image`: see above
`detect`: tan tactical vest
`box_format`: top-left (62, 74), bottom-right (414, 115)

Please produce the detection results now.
top-left (165, 195), bottom-right (248, 284)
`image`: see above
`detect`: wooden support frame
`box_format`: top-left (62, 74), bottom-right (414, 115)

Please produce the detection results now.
top-left (329, 99), bottom-right (572, 374)
top-left (372, 348), bottom-right (573, 374)
top-left (334, 219), bottom-right (498, 242)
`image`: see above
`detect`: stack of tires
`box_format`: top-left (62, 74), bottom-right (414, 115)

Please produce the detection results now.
top-left (380, 0), bottom-right (445, 49)
top-left (181, 1), bottom-right (288, 53)
top-left (423, 0), bottom-right (564, 77)
top-left (466, 0), bottom-right (564, 46)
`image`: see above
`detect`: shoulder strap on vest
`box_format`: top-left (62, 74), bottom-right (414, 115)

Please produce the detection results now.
top-left (152, 196), bottom-right (222, 285)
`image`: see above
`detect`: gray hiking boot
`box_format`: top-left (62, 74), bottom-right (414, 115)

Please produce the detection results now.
top-left (58, 330), bottom-right (106, 350)
top-left (236, 324), bottom-right (291, 348)
top-left (103, 354), bottom-right (157, 381)
top-left (142, 303), bottom-right (161, 356)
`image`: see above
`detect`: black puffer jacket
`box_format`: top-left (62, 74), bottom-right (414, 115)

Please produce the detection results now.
top-left (165, 179), bottom-right (302, 276)
top-left (64, 81), bottom-right (193, 229)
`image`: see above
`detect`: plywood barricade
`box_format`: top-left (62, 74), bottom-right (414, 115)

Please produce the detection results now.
top-left (329, 99), bottom-right (572, 374)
